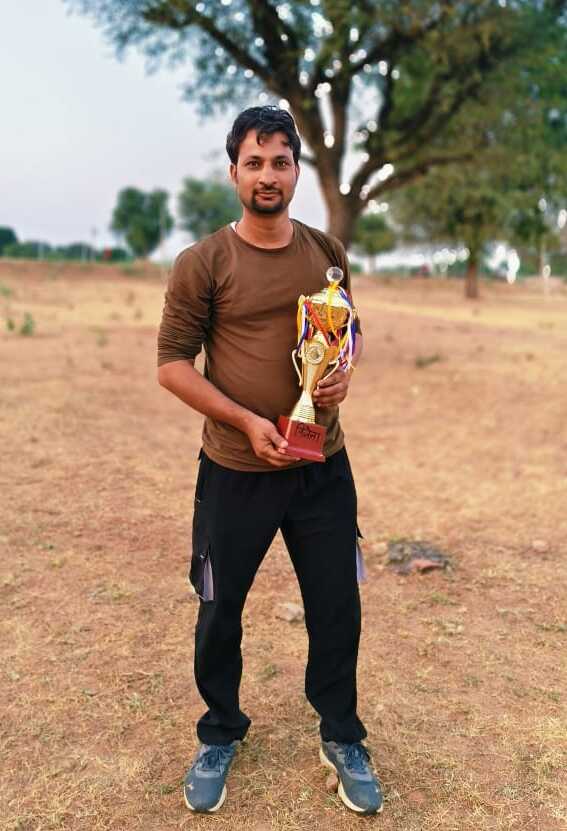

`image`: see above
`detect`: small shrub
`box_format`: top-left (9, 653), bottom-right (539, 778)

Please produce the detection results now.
top-left (20, 312), bottom-right (36, 336)
top-left (415, 353), bottom-right (442, 369)
top-left (120, 263), bottom-right (144, 277)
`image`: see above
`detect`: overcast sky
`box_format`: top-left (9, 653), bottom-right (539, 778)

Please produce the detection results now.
top-left (2, 0), bottom-right (326, 257)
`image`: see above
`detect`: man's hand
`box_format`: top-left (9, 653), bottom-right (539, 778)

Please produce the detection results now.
top-left (244, 415), bottom-right (300, 467)
top-left (313, 367), bottom-right (353, 408)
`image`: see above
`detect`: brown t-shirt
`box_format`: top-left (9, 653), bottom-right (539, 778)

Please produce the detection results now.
top-left (157, 219), bottom-right (361, 472)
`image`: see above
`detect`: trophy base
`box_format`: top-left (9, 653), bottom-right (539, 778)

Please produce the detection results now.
top-left (277, 416), bottom-right (326, 463)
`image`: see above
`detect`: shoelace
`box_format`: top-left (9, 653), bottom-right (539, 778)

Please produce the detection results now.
top-left (197, 745), bottom-right (234, 772)
top-left (343, 743), bottom-right (371, 774)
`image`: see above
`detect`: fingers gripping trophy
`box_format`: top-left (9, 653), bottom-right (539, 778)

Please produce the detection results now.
top-left (277, 267), bottom-right (358, 462)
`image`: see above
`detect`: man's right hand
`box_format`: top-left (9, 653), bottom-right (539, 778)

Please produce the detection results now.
top-left (244, 415), bottom-right (300, 467)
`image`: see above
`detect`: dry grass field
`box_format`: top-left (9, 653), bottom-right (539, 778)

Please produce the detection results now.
top-left (1, 259), bottom-right (566, 831)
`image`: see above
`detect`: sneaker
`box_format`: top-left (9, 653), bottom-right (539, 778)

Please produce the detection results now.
top-left (320, 741), bottom-right (383, 815)
top-left (183, 741), bottom-right (239, 813)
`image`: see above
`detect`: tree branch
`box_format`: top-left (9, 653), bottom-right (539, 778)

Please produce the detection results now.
top-left (377, 71), bottom-right (395, 131)
top-left (385, 30), bottom-right (523, 164)
top-left (365, 151), bottom-right (476, 202)
top-left (142, 1), bottom-right (270, 82)
top-left (299, 152), bottom-right (317, 168)
top-left (244, 0), bottom-right (300, 87)
top-left (350, 2), bottom-right (454, 75)
top-left (349, 156), bottom-right (384, 199)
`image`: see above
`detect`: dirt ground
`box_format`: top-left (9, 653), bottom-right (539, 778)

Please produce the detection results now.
top-left (1, 259), bottom-right (566, 831)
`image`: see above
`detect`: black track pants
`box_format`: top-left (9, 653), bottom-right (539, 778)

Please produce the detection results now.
top-left (190, 447), bottom-right (367, 746)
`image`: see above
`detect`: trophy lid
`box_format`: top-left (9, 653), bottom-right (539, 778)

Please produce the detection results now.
top-left (326, 266), bottom-right (344, 284)
top-left (311, 267), bottom-right (350, 309)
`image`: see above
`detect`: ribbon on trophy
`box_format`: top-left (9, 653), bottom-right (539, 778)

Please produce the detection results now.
top-left (293, 269), bottom-right (357, 386)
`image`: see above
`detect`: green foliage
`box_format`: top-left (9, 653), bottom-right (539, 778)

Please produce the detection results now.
top-left (352, 214), bottom-right (396, 261)
top-left (119, 262), bottom-right (146, 277)
top-left (389, 158), bottom-right (519, 297)
top-left (550, 252), bottom-right (567, 277)
top-left (56, 242), bottom-right (97, 261)
top-left (178, 176), bottom-right (240, 239)
top-left (5, 312), bottom-right (36, 336)
top-left (390, 31), bottom-right (567, 290)
top-left (391, 163), bottom-right (508, 257)
top-left (95, 328), bottom-right (109, 347)
top-left (415, 353), bottom-right (442, 369)
top-left (4, 240), bottom-right (51, 259)
top-left (100, 246), bottom-right (130, 262)
top-left (0, 227), bottom-right (18, 255)
top-left (111, 187), bottom-right (174, 258)
top-left (20, 312), bottom-right (35, 337)
top-left (1, 239), bottom-right (131, 263)
top-left (499, 35), bottom-right (567, 263)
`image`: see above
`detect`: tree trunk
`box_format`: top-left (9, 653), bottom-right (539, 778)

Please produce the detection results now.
top-left (539, 237), bottom-right (550, 297)
top-left (325, 195), bottom-right (359, 249)
top-left (465, 251), bottom-right (480, 299)
top-left (538, 237), bottom-right (546, 277)
top-left (311, 163), bottom-right (360, 248)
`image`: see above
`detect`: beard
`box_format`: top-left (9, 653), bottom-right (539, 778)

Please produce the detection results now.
top-left (245, 188), bottom-right (289, 215)
top-left (252, 196), bottom-right (284, 214)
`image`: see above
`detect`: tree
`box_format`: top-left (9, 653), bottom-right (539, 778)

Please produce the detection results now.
top-left (67, 0), bottom-right (567, 246)
top-left (0, 227), bottom-right (18, 256)
top-left (504, 40), bottom-right (567, 285)
top-left (391, 163), bottom-right (510, 298)
top-left (509, 202), bottom-right (563, 285)
top-left (111, 187), bottom-right (174, 258)
top-left (392, 157), bottom-right (567, 298)
top-left (352, 212), bottom-right (395, 274)
top-left (390, 28), bottom-right (567, 298)
top-left (178, 176), bottom-right (240, 239)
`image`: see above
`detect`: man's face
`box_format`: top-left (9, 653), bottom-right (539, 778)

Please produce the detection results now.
top-left (230, 129), bottom-right (299, 216)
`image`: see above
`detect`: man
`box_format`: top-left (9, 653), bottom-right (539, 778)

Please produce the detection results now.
top-left (157, 106), bottom-right (383, 816)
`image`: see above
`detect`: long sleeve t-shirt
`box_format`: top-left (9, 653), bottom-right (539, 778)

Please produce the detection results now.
top-left (157, 219), bottom-right (361, 471)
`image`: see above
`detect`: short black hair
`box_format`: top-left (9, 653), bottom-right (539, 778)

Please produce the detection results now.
top-left (226, 106), bottom-right (301, 165)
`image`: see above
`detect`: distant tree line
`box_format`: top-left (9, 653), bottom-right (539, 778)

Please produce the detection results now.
top-left (0, 227), bottom-right (130, 263)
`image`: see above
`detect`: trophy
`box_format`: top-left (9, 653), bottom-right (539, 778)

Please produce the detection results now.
top-left (277, 267), bottom-right (357, 462)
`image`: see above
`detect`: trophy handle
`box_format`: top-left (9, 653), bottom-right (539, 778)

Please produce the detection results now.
top-left (292, 346), bottom-right (303, 386)
top-left (320, 358), bottom-right (339, 383)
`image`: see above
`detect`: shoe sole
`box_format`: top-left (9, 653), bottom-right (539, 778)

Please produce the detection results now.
top-left (319, 748), bottom-right (383, 815)
top-left (184, 784), bottom-right (227, 813)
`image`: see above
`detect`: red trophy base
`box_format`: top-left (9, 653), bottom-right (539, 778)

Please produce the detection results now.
top-left (277, 416), bottom-right (326, 463)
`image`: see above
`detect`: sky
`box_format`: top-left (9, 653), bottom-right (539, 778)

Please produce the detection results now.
top-left (1, 0), bottom-right (326, 258)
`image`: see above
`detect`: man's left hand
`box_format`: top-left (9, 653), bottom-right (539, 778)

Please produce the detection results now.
top-left (312, 367), bottom-right (353, 408)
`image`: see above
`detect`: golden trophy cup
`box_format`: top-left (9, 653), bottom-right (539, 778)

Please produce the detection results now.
top-left (277, 267), bottom-right (357, 462)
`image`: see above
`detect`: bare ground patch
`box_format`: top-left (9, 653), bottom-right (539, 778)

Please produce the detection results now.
top-left (1, 261), bottom-right (566, 830)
